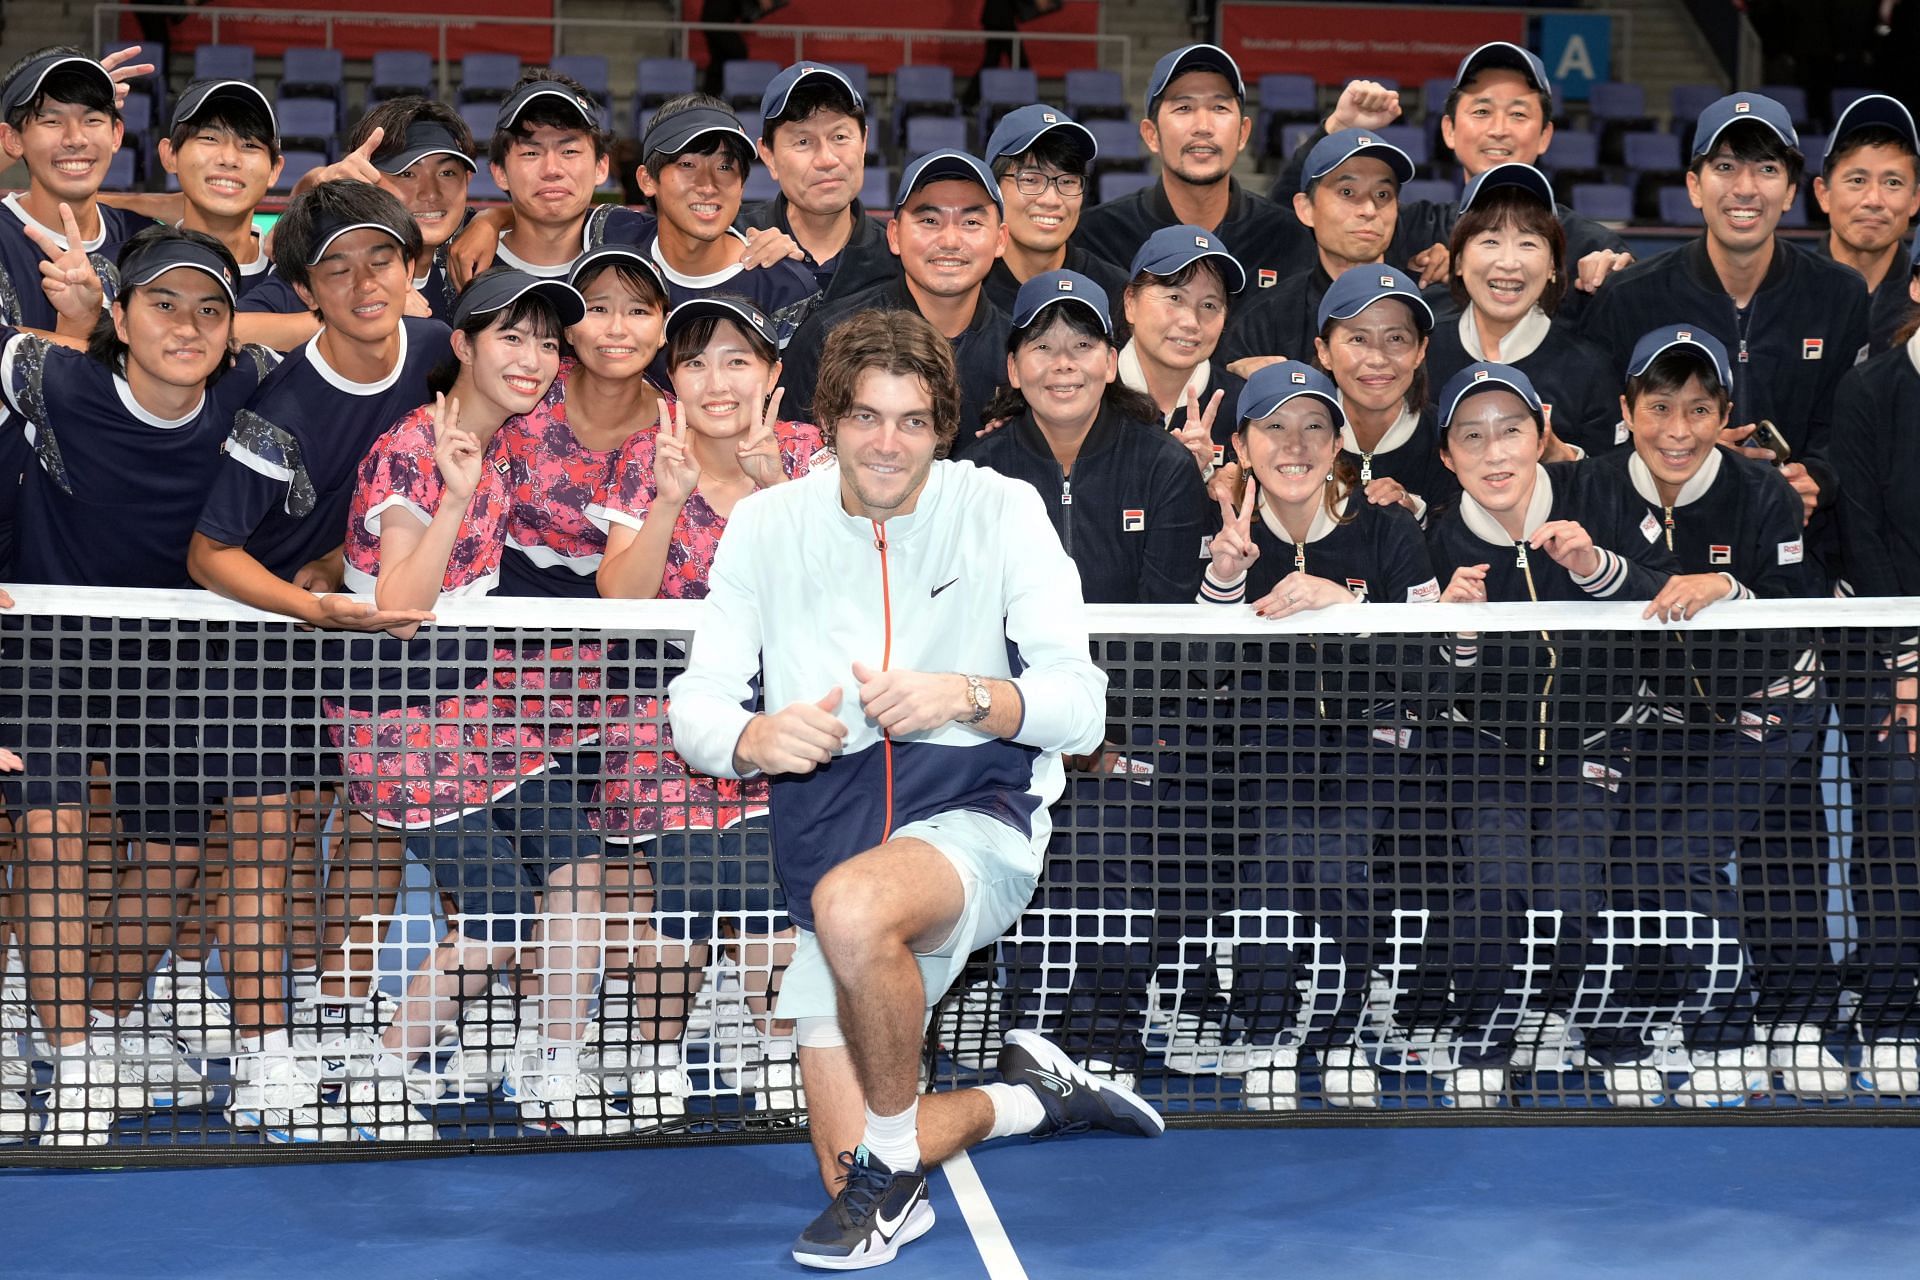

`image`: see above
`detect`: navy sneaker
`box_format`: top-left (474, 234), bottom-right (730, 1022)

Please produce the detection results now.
top-left (791, 1145), bottom-right (934, 1271)
top-left (997, 1029), bottom-right (1167, 1138)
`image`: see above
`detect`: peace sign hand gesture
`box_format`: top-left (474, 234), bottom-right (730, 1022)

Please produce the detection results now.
top-left (1208, 480), bottom-right (1261, 584)
top-left (430, 394), bottom-right (484, 504)
top-left (653, 400), bottom-right (701, 507)
top-left (100, 45), bottom-right (157, 113)
top-left (1174, 386), bottom-right (1224, 475)
top-left (24, 203), bottom-right (104, 334)
top-left (736, 385), bottom-right (789, 489)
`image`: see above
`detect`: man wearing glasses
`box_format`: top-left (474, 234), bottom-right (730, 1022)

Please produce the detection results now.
top-left (980, 104), bottom-right (1130, 315)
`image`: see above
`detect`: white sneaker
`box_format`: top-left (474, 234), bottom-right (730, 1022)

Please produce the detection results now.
top-left (624, 1043), bottom-right (690, 1122)
top-left (447, 985), bottom-right (519, 1099)
top-left (1602, 1064), bottom-right (1669, 1108)
top-left (1762, 1024), bottom-right (1850, 1098)
top-left (1239, 1047), bottom-right (1299, 1112)
top-left (292, 995), bottom-right (389, 1082)
top-left (41, 1058), bottom-right (117, 1146)
top-left (1507, 1010), bottom-right (1578, 1073)
top-left (0, 1088), bottom-right (42, 1143)
top-left (505, 1059), bottom-right (632, 1137)
top-left (684, 955), bottom-right (745, 1041)
top-left (1439, 1066), bottom-right (1507, 1108)
top-left (341, 1068), bottom-right (439, 1142)
top-left (1151, 1008), bottom-right (1259, 1074)
top-left (1673, 1045), bottom-right (1770, 1108)
top-left (748, 1037), bottom-right (806, 1113)
top-left (1080, 1057), bottom-right (1137, 1094)
top-left (226, 1049), bottom-right (348, 1143)
top-left (94, 1025), bottom-right (209, 1110)
top-left (148, 968), bottom-right (236, 1058)
top-left (1319, 1046), bottom-right (1380, 1108)
top-left (934, 980), bottom-right (1004, 1070)
top-left (1858, 1041), bottom-right (1920, 1096)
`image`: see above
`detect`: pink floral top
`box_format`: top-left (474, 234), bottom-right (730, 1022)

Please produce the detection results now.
top-left (590, 417), bottom-right (824, 599)
top-left (340, 403), bottom-right (513, 597)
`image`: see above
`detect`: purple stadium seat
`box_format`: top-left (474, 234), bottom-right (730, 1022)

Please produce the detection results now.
top-left (1670, 84), bottom-right (1721, 131)
top-left (371, 51), bottom-right (434, 102)
top-left (743, 168), bottom-right (780, 204)
top-left (1544, 129), bottom-right (1601, 171)
top-left (1374, 123), bottom-right (1430, 170)
top-left (905, 115), bottom-right (968, 157)
top-left (194, 44), bottom-right (254, 84)
top-left (1572, 182), bottom-right (1633, 223)
top-left (101, 150), bottom-right (137, 193)
top-left (861, 165), bottom-right (891, 208)
top-left (280, 48), bottom-right (343, 101)
top-left (1657, 185), bottom-right (1702, 226)
top-left (1098, 169), bottom-right (1153, 205)
top-left (552, 56), bottom-right (610, 103)
top-left (1421, 76), bottom-right (1455, 121)
top-left (1399, 177), bottom-right (1459, 206)
top-left (119, 93), bottom-right (152, 149)
top-left (1087, 118), bottom-right (1144, 168)
top-left (1828, 87), bottom-right (1876, 126)
top-left (101, 41), bottom-right (165, 124)
top-left (1622, 130), bottom-right (1681, 174)
top-left (1589, 81), bottom-right (1648, 123)
top-left (721, 60), bottom-right (780, 112)
top-left (460, 54), bottom-right (522, 106)
top-left (469, 166), bottom-right (508, 202)
top-left (459, 101), bottom-right (498, 150)
top-left (276, 98), bottom-right (339, 160)
top-left (1757, 84), bottom-right (1811, 126)
top-left (1259, 74), bottom-right (1316, 117)
top-left (636, 57), bottom-right (696, 109)
top-left (892, 66), bottom-right (958, 149)
top-left (1065, 70), bottom-right (1127, 120)
top-left (271, 150), bottom-right (327, 195)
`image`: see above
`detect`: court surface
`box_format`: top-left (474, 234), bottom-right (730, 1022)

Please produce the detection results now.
top-left (3, 1125), bottom-right (1914, 1278)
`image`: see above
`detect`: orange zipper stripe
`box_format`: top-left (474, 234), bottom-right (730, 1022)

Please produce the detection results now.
top-left (873, 519), bottom-right (895, 843)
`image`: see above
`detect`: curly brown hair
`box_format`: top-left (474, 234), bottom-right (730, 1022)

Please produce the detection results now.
top-left (811, 308), bottom-right (962, 456)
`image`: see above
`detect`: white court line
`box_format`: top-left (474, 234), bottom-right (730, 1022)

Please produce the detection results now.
top-left (941, 1149), bottom-right (1029, 1280)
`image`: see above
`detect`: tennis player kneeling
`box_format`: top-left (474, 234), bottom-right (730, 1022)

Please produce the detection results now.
top-left (669, 306), bottom-right (1164, 1270)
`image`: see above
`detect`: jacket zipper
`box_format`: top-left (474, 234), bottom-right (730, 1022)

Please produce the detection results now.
top-left (1516, 541), bottom-right (1555, 765)
top-left (1059, 473), bottom-right (1073, 553)
top-left (1294, 541), bottom-right (1327, 719)
top-left (872, 519), bottom-right (895, 842)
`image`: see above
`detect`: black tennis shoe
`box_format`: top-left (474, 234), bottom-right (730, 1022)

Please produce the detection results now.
top-left (997, 1029), bottom-right (1167, 1139)
top-left (791, 1145), bottom-right (934, 1271)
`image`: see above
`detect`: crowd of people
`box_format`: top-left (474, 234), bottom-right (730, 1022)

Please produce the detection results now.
top-left (0, 29), bottom-right (1917, 1268)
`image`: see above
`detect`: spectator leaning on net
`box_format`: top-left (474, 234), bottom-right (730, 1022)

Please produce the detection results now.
top-left (1071, 43), bottom-right (1314, 288)
top-left (668, 307), bottom-right (1162, 1272)
top-left (1220, 127), bottom-right (1418, 380)
top-left (0, 227), bottom-right (277, 1146)
top-left (967, 269), bottom-right (1207, 604)
top-left (777, 148), bottom-right (1012, 446)
top-left (1423, 361), bottom-right (1678, 1111)
top-left (1274, 41), bottom-right (1632, 319)
top-left (1812, 93), bottom-right (1920, 353)
top-left (741, 60), bottom-right (899, 304)
top-left (1583, 90), bottom-right (1871, 581)
top-left (1424, 164), bottom-right (1622, 459)
top-left (979, 103), bottom-right (1128, 317)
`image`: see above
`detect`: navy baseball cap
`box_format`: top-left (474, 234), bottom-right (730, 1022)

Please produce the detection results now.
top-left (895, 149), bottom-right (1003, 211)
top-left (170, 79), bottom-right (277, 140)
top-left (1237, 360), bottom-right (1346, 429)
top-left (985, 104), bottom-right (1097, 168)
top-left (1440, 361), bottom-right (1545, 431)
top-left (452, 269), bottom-right (586, 329)
top-left (1458, 162), bottom-right (1556, 213)
top-left (1301, 128), bottom-right (1415, 193)
top-left (0, 51), bottom-right (114, 121)
top-left (664, 295), bottom-right (782, 350)
top-left (1128, 224), bottom-right (1247, 293)
top-left (760, 61), bottom-right (863, 130)
top-left (1692, 92), bottom-right (1799, 159)
top-left (1824, 93), bottom-right (1919, 170)
top-left (1453, 41), bottom-right (1552, 102)
top-left (1145, 44), bottom-right (1245, 116)
top-left (377, 120), bottom-right (477, 176)
top-left (1010, 269), bottom-right (1112, 335)
top-left (120, 235), bottom-right (242, 306)
top-left (1317, 265), bottom-right (1434, 333)
top-left (643, 104), bottom-right (753, 161)
top-left (567, 243), bottom-right (670, 301)
top-left (1626, 324), bottom-right (1734, 387)
top-left (495, 79), bottom-right (600, 135)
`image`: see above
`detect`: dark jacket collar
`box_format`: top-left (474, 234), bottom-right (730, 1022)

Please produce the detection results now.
top-left (1009, 401), bottom-right (1127, 466)
top-left (1146, 177), bottom-right (1248, 231)
top-left (1683, 233), bottom-right (1795, 298)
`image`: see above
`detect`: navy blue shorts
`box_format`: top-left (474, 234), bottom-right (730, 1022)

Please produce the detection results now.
top-left (644, 816), bottom-right (786, 941)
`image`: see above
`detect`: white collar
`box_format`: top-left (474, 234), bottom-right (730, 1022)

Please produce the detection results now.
top-left (1626, 444), bottom-right (1723, 508)
top-left (304, 322), bottom-right (409, 395)
top-left (1258, 489), bottom-right (1346, 545)
top-left (6, 192), bottom-right (105, 252)
top-left (1458, 463), bottom-right (1554, 545)
top-left (649, 228), bottom-right (749, 289)
top-left (1460, 304), bottom-right (1553, 363)
top-left (1118, 340), bottom-right (1210, 427)
top-left (1906, 324), bottom-right (1920, 378)
top-left (173, 221), bottom-right (268, 273)
top-left (496, 222), bottom-right (589, 278)
top-left (1337, 399), bottom-right (1420, 456)
top-left (112, 372), bottom-right (204, 428)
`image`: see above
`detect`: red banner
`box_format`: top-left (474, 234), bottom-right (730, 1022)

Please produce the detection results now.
top-left (129, 1), bottom-right (555, 63)
top-left (1217, 2), bottom-right (1526, 85)
top-left (694, 0), bottom-right (1101, 79)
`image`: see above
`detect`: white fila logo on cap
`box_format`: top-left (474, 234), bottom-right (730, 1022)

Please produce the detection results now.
top-left (1057, 279), bottom-right (1074, 291)
top-left (1042, 112), bottom-right (1057, 122)
top-left (1472, 369), bottom-right (1491, 381)
top-left (1677, 329), bottom-right (1692, 340)
top-left (1357, 135), bottom-right (1372, 144)
top-left (1290, 370), bottom-right (1307, 383)
top-left (1380, 274), bottom-right (1394, 286)
top-left (1195, 235), bottom-right (1209, 248)
top-left (1735, 101), bottom-right (1751, 113)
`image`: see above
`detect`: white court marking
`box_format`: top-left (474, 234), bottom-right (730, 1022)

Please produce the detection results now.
top-left (941, 1149), bottom-right (1029, 1280)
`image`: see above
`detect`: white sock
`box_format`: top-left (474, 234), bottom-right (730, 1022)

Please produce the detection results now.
top-left (980, 1082), bottom-right (1048, 1140)
top-left (860, 1100), bottom-right (920, 1172)
top-left (257, 1028), bottom-right (291, 1055)
top-left (170, 958), bottom-right (205, 977)
top-left (87, 1008), bottom-right (123, 1031)
top-left (53, 1039), bottom-right (91, 1085)
top-left (373, 1050), bottom-right (412, 1079)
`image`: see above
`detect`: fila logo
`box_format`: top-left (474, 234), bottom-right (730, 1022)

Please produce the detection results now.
top-left (1057, 279), bottom-right (1074, 291)
top-left (1210, 443), bottom-right (1225, 466)
top-left (1194, 235), bottom-right (1210, 248)
top-left (1735, 101), bottom-right (1751, 114)
top-left (1357, 134), bottom-right (1372, 144)
top-left (1803, 338), bottom-right (1824, 360)
top-left (1345, 577), bottom-right (1369, 601)
top-left (1290, 369), bottom-right (1307, 383)
top-left (1676, 329), bottom-right (1693, 340)
top-left (1041, 112), bottom-right (1057, 123)
top-left (1472, 369), bottom-right (1491, 382)
top-left (1122, 508), bottom-right (1146, 532)
top-left (494, 457), bottom-right (511, 474)
top-left (1379, 273), bottom-right (1395, 287)
top-left (1258, 268), bottom-right (1277, 288)
top-left (1709, 544), bottom-right (1732, 565)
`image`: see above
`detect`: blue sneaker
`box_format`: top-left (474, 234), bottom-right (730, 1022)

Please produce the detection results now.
top-left (997, 1029), bottom-right (1166, 1138)
top-left (791, 1145), bottom-right (933, 1271)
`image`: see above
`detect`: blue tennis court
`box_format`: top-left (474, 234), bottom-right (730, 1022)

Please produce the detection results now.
top-left (5, 1125), bottom-right (1913, 1278)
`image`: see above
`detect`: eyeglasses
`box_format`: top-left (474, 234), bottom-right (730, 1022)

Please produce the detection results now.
top-left (1008, 169), bottom-right (1086, 198)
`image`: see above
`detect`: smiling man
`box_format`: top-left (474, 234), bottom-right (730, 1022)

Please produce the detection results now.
top-left (1585, 91), bottom-right (1870, 579)
top-left (980, 104), bottom-right (1128, 315)
top-left (1071, 43), bottom-right (1312, 286)
top-left (1812, 93), bottom-right (1920, 353)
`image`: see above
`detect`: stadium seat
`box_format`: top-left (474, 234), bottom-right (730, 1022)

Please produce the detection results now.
top-left (371, 51), bottom-right (435, 102)
top-left (459, 101), bottom-right (499, 151)
top-left (860, 165), bottom-right (891, 208)
top-left (1670, 83), bottom-right (1721, 150)
top-left (460, 54), bottom-right (522, 106)
top-left (1571, 182), bottom-right (1634, 223)
top-left (194, 44), bottom-right (254, 84)
top-left (469, 166), bottom-right (508, 201)
top-left (1065, 69), bottom-right (1128, 120)
top-left (892, 65), bottom-right (957, 147)
top-left (276, 98), bottom-right (339, 160)
top-left (977, 67), bottom-right (1039, 137)
top-left (1758, 84), bottom-right (1811, 127)
top-left (829, 63), bottom-right (871, 106)
top-left (1621, 129), bottom-right (1681, 174)
top-left (119, 93), bottom-right (152, 157)
top-left (1420, 76), bottom-right (1455, 122)
top-left (743, 168), bottom-right (780, 204)
top-left (1779, 187), bottom-right (1810, 229)
top-left (737, 111), bottom-right (764, 147)
top-left (1588, 80), bottom-right (1654, 161)
top-left (101, 149), bottom-right (137, 193)
top-left (1087, 118), bottom-right (1145, 169)
top-left (1374, 123), bottom-right (1430, 170)
top-left (280, 47), bottom-right (344, 106)
top-left (1279, 120), bottom-right (1320, 162)
top-left (1098, 169), bottom-right (1153, 204)
top-left (635, 57), bottom-right (696, 110)
top-left (721, 60), bottom-right (780, 112)
top-left (1399, 177), bottom-right (1459, 206)
top-left (1800, 133), bottom-right (1832, 166)
top-left (905, 115), bottom-right (968, 157)
top-left (1657, 185), bottom-right (1702, 226)
top-left (102, 41), bottom-right (165, 126)
top-left (1542, 129), bottom-right (1605, 191)
top-left (271, 150), bottom-right (327, 194)
top-left (1257, 73), bottom-right (1318, 159)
